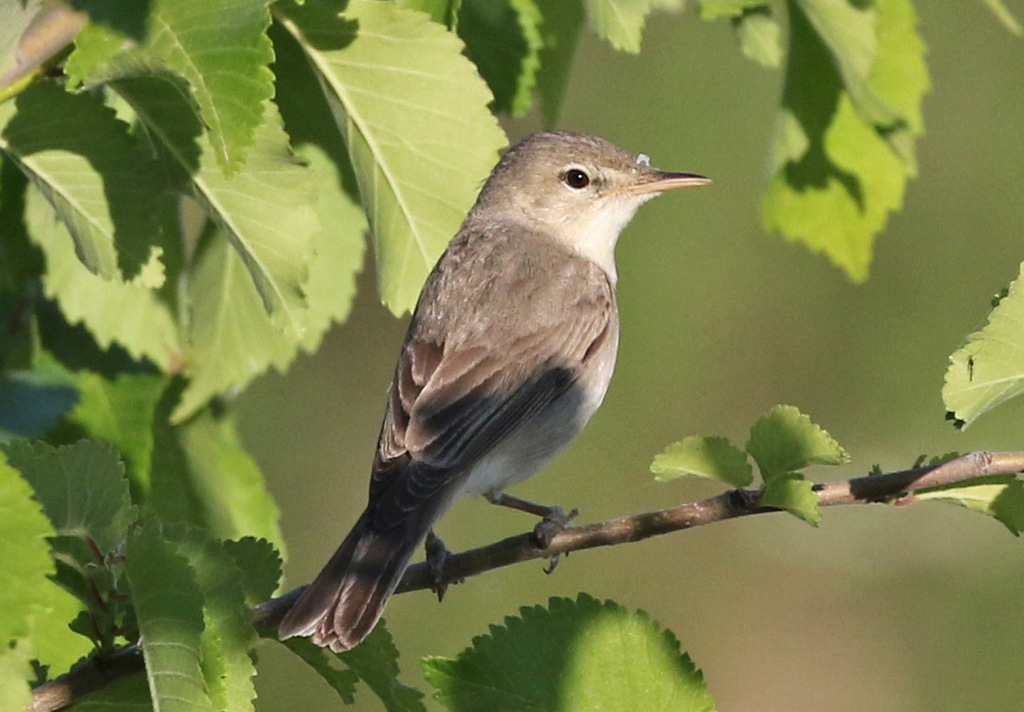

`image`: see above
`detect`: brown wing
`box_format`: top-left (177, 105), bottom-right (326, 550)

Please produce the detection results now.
top-left (366, 227), bottom-right (614, 530)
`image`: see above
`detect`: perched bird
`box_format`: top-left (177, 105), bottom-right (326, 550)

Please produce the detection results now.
top-left (278, 131), bottom-right (709, 651)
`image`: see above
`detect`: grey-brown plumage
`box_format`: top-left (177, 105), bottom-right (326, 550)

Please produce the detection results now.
top-left (278, 131), bottom-right (709, 651)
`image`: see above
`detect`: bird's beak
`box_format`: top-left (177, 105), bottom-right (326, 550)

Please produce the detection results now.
top-left (619, 171), bottom-right (711, 196)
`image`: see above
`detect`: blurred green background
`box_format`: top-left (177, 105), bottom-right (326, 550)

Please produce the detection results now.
top-left (241, 5), bottom-right (1024, 711)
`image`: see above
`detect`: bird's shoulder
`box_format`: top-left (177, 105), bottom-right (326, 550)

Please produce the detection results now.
top-left (412, 219), bottom-right (614, 344)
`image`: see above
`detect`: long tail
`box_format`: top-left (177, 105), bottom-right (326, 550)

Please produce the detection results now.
top-left (278, 510), bottom-right (433, 652)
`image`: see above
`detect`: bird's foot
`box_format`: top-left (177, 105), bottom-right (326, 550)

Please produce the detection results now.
top-left (485, 491), bottom-right (578, 548)
top-left (532, 506), bottom-right (577, 549)
top-left (425, 531), bottom-right (457, 601)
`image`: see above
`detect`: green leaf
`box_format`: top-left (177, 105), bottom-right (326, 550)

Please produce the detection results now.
top-left (166, 528), bottom-right (258, 712)
top-left (746, 405), bottom-right (848, 482)
top-left (0, 81), bottom-right (167, 282)
top-left (979, 0), bottom-right (1022, 36)
top-left (760, 474), bottom-right (821, 525)
top-left (0, 449), bottom-right (91, 676)
top-left (126, 521), bottom-right (215, 712)
top-left (424, 593), bottom-right (715, 712)
top-left (272, 21), bottom-right (368, 351)
top-left (459, 0), bottom-right (544, 116)
top-left (176, 410), bottom-right (285, 553)
top-left (651, 436), bottom-right (753, 487)
top-left (735, 7), bottom-right (782, 68)
top-left (0, 638), bottom-right (32, 711)
top-left (282, 638), bottom-right (359, 704)
top-left (2, 439), bottom-right (135, 552)
top-left (108, 74), bottom-right (317, 338)
top-left (583, 0), bottom-right (683, 53)
top-left (222, 537), bottom-right (282, 604)
top-left (23, 184), bottom-right (181, 370)
top-left (698, 0), bottom-right (765, 20)
top-left (68, 0), bottom-right (276, 172)
top-left (761, 0), bottom-right (929, 281)
top-left (943, 262), bottom-right (1024, 428)
top-left (72, 675), bottom-right (153, 712)
top-left (914, 477), bottom-right (1024, 536)
top-left (172, 232), bottom-right (299, 423)
top-left (535, 0), bottom-right (584, 126)
top-left (69, 371), bottom-right (166, 488)
top-left (340, 623), bottom-right (426, 712)
top-left (278, 0), bottom-right (507, 315)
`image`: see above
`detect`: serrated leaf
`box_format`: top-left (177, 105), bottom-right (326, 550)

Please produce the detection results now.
top-left (979, 0), bottom-right (1022, 36)
top-left (746, 404), bottom-right (848, 482)
top-left (340, 623), bottom-right (426, 712)
top-left (172, 233), bottom-right (298, 423)
top-left (535, 0), bottom-right (584, 126)
top-left (177, 410), bottom-right (285, 553)
top-left (68, 0), bottom-right (275, 172)
top-left (760, 474), bottom-right (821, 525)
top-left (167, 528), bottom-right (258, 712)
top-left (72, 675), bottom-right (153, 712)
top-left (915, 477), bottom-right (1024, 536)
top-left (2, 439), bottom-right (135, 552)
top-left (424, 593), bottom-right (714, 712)
top-left (459, 0), bottom-right (544, 116)
top-left (271, 20), bottom-right (368, 350)
top-left (222, 537), bottom-right (282, 604)
top-left (109, 73), bottom-right (317, 334)
top-left (584, 0), bottom-right (683, 53)
top-left (278, 0), bottom-right (507, 315)
top-left (0, 81), bottom-right (167, 282)
top-left (0, 450), bottom-right (91, 676)
top-left (762, 0), bottom-right (928, 280)
top-left (0, 638), bottom-right (33, 711)
top-left (23, 185), bottom-right (181, 370)
top-left (943, 262), bottom-right (1024, 428)
top-left (652, 435), bottom-right (753, 487)
top-left (282, 637), bottom-right (359, 704)
top-left (126, 522), bottom-right (215, 712)
top-left (69, 371), bottom-right (166, 488)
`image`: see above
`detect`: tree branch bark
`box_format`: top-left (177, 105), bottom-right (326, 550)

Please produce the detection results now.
top-left (30, 450), bottom-right (1024, 711)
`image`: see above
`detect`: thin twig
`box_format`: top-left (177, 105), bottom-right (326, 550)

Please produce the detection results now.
top-left (30, 450), bottom-right (1024, 712)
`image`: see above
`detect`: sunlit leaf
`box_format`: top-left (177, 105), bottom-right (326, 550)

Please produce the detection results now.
top-left (0, 449), bottom-right (91, 677)
top-left (0, 81), bottom-right (167, 282)
top-left (424, 594), bottom-right (714, 712)
top-left (652, 435), bottom-right (753, 487)
top-left (278, 0), bottom-right (507, 315)
top-left (914, 477), bottom-right (1024, 536)
top-left (760, 474), bottom-right (821, 525)
top-left (944, 262), bottom-right (1024, 428)
top-left (746, 404), bottom-right (848, 482)
top-left (583, 0), bottom-right (683, 53)
top-left (68, 0), bottom-right (276, 172)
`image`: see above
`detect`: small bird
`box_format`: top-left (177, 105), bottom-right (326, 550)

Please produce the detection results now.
top-left (278, 131), bottom-right (709, 651)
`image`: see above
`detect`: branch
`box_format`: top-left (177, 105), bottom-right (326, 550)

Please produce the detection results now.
top-left (31, 450), bottom-right (1024, 711)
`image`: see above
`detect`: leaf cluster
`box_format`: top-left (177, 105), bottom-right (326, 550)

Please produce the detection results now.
top-left (1, 0), bottom-right (1022, 710)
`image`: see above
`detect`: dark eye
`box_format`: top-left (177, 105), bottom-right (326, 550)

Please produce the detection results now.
top-left (563, 168), bottom-right (590, 190)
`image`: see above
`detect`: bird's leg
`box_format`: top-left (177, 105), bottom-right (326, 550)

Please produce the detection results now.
top-left (424, 530), bottom-right (454, 601)
top-left (485, 492), bottom-right (578, 548)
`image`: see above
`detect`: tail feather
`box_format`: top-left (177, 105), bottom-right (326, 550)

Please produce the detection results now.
top-left (279, 512), bottom-right (431, 652)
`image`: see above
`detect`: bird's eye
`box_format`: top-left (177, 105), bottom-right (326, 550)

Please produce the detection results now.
top-left (563, 168), bottom-right (590, 190)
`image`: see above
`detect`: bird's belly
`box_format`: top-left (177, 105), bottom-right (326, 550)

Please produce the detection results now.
top-left (458, 342), bottom-right (617, 499)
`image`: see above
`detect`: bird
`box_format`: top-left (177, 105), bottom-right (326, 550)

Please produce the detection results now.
top-left (278, 130), bottom-right (710, 651)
